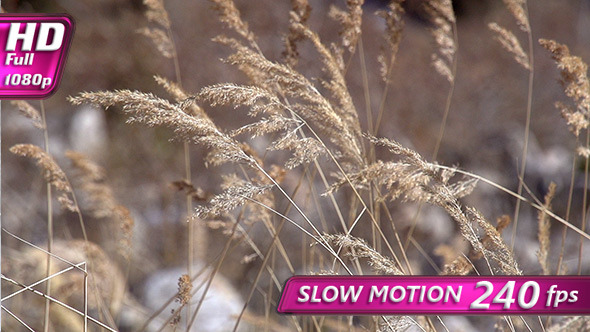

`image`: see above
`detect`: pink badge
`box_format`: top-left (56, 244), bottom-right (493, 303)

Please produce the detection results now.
top-left (278, 276), bottom-right (590, 315)
top-left (0, 15), bottom-right (74, 99)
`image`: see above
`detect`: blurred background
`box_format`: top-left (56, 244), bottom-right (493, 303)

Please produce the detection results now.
top-left (2, 0), bottom-right (590, 331)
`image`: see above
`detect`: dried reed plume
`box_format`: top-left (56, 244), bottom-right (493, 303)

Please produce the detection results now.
top-left (426, 0), bottom-right (456, 83)
top-left (211, 0), bottom-right (255, 44)
top-left (144, 0), bottom-right (170, 28)
top-left (537, 182), bottom-right (556, 275)
top-left (289, 21), bottom-right (363, 142)
top-left (502, 0), bottom-right (530, 32)
top-left (139, 0), bottom-right (173, 58)
top-left (199, 83), bottom-right (329, 169)
top-left (138, 27), bottom-right (173, 58)
top-left (540, 39), bottom-right (590, 141)
top-left (329, 0), bottom-right (364, 52)
top-left (177, 274), bottom-right (193, 305)
top-left (377, 1), bottom-right (405, 82)
top-left (154, 75), bottom-right (208, 118)
top-left (10, 144), bottom-right (77, 212)
top-left (11, 100), bottom-right (44, 129)
top-left (195, 179), bottom-right (272, 219)
top-left (324, 234), bottom-right (403, 275)
top-left (198, 67), bottom-right (359, 168)
top-left (66, 151), bottom-right (135, 259)
top-left (434, 244), bottom-right (472, 276)
top-left (283, 0), bottom-right (311, 67)
top-left (336, 135), bottom-right (521, 275)
top-left (208, 0), bottom-right (365, 167)
top-left (69, 90), bottom-right (255, 167)
top-left (488, 22), bottom-right (530, 70)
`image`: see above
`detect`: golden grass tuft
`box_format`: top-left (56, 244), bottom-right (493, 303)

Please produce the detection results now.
top-left (426, 0), bottom-right (456, 83)
top-left (541, 39), bottom-right (590, 138)
top-left (329, 0), bottom-right (364, 52)
top-left (488, 22), bottom-right (530, 70)
top-left (10, 144), bottom-right (77, 212)
top-left (324, 233), bottom-right (403, 275)
top-left (537, 182), bottom-right (556, 275)
top-left (66, 151), bottom-right (135, 260)
top-left (11, 100), bottom-right (44, 130)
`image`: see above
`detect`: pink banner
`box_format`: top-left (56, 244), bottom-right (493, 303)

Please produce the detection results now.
top-left (0, 15), bottom-right (74, 98)
top-left (277, 276), bottom-right (590, 315)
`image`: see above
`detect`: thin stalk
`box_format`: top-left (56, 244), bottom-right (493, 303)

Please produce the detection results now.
top-left (358, 37), bottom-right (374, 139)
top-left (51, 159), bottom-right (115, 326)
top-left (503, 316), bottom-right (517, 332)
top-left (231, 219), bottom-right (287, 332)
top-left (519, 316), bottom-right (534, 332)
top-left (373, 42), bottom-right (399, 135)
top-left (1, 228), bottom-right (86, 271)
top-left (84, 263), bottom-right (88, 332)
top-left (511, 1), bottom-right (535, 249)
top-left (538, 316), bottom-right (547, 332)
top-left (165, 17), bottom-right (202, 323)
top-left (330, 207), bottom-right (367, 273)
top-left (287, 109), bottom-right (363, 273)
top-left (286, 109), bottom-right (401, 264)
top-left (264, 248), bottom-right (276, 332)
top-left (432, 24), bottom-right (459, 160)
top-left (2, 262), bottom-right (87, 302)
top-left (2, 306), bottom-right (35, 332)
top-left (406, 15), bottom-right (459, 251)
top-left (136, 259), bottom-right (213, 332)
top-left (436, 316), bottom-right (450, 332)
top-left (557, 145), bottom-right (578, 275)
top-left (305, 167), bottom-right (330, 237)
top-left (284, 101), bottom-right (349, 238)
top-left (288, 118), bottom-right (363, 273)
top-left (184, 141), bottom-right (194, 279)
top-left (40, 101), bottom-right (53, 332)
top-left (409, 237), bottom-right (442, 274)
top-left (252, 163), bottom-right (351, 272)
top-left (186, 216), bottom-right (241, 331)
top-left (375, 189), bottom-right (413, 274)
top-left (579, 129), bottom-right (589, 274)
top-left (434, 165), bottom-right (590, 241)
top-left (236, 160), bottom-right (296, 274)
top-left (183, 168), bottom-right (312, 332)
top-left (242, 195), bottom-right (350, 273)
top-left (1, 275), bottom-right (117, 332)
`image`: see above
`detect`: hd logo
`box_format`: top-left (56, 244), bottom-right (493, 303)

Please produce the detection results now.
top-left (0, 15), bottom-right (74, 99)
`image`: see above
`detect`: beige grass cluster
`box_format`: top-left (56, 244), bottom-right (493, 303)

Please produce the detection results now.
top-left (10, 144), bottom-right (78, 213)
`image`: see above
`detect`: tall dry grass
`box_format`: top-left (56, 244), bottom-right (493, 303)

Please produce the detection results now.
top-left (3, 0), bottom-right (590, 331)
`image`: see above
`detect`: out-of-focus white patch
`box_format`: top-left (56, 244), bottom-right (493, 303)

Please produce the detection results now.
top-left (440, 316), bottom-right (477, 331)
top-left (142, 265), bottom-right (246, 331)
top-left (401, 204), bottom-right (453, 243)
top-left (69, 105), bottom-right (107, 161)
